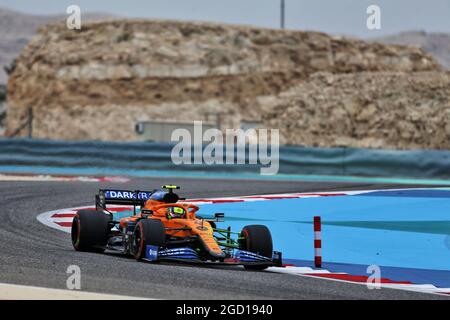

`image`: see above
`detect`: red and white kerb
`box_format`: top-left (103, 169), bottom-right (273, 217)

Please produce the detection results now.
top-left (314, 216), bottom-right (322, 268)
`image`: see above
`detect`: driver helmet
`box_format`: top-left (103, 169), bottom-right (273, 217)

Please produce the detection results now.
top-left (166, 206), bottom-right (186, 219)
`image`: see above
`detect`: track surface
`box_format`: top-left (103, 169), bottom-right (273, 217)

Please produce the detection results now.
top-left (0, 177), bottom-right (448, 300)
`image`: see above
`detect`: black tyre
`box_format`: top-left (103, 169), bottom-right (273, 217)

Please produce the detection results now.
top-left (133, 219), bottom-right (166, 260)
top-left (239, 225), bottom-right (273, 270)
top-left (71, 210), bottom-right (110, 253)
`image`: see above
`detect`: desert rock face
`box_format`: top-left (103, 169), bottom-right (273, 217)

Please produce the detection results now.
top-left (263, 71), bottom-right (450, 149)
top-left (376, 31), bottom-right (450, 70)
top-left (6, 19), bottom-right (449, 149)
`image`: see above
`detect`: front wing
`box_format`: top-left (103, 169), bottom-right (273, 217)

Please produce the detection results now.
top-left (143, 246), bottom-right (283, 267)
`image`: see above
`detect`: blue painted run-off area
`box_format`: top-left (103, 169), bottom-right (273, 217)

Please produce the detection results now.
top-left (112, 189), bottom-right (450, 287)
top-left (198, 189), bottom-right (450, 287)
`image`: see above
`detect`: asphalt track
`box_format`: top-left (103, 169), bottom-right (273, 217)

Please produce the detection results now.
top-left (0, 177), bottom-right (448, 300)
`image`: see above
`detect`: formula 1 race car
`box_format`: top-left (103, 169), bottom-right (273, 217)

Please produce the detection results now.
top-left (71, 185), bottom-right (282, 270)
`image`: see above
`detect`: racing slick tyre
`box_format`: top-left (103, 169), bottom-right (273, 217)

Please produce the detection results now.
top-left (239, 225), bottom-right (273, 270)
top-left (133, 219), bottom-right (166, 260)
top-left (71, 210), bottom-right (111, 253)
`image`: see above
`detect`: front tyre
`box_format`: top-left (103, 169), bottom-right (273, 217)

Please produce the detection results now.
top-left (239, 225), bottom-right (273, 270)
top-left (71, 210), bottom-right (110, 253)
top-left (133, 219), bottom-right (166, 260)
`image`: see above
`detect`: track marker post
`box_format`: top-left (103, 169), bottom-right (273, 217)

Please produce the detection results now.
top-left (314, 216), bottom-right (322, 268)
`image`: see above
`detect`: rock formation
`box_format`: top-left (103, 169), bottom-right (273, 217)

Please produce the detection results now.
top-left (7, 19), bottom-right (449, 149)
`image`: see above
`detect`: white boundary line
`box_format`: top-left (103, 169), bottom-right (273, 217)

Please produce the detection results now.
top-left (36, 187), bottom-right (438, 232)
top-left (37, 205), bottom-right (129, 233)
top-left (0, 173), bottom-right (129, 183)
top-left (266, 268), bottom-right (450, 297)
top-left (0, 282), bottom-right (150, 300)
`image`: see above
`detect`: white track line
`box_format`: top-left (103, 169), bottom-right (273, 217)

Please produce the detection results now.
top-left (0, 174), bottom-right (129, 183)
top-left (0, 283), bottom-right (150, 300)
top-left (267, 267), bottom-right (450, 296)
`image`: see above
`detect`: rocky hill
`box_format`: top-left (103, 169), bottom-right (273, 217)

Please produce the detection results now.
top-left (375, 31), bottom-right (450, 70)
top-left (0, 8), bottom-right (55, 85)
top-left (6, 19), bottom-right (449, 149)
top-left (263, 71), bottom-right (450, 149)
top-left (0, 7), bottom-right (114, 85)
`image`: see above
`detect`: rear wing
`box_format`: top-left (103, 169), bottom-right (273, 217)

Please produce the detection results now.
top-left (95, 189), bottom-right (153, 209)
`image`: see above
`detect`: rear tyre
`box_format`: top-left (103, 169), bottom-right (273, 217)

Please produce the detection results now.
top-left (133, 219), bottom-right (166, 260)
top-left (71, 210), bottom-right (110, 253)
top-left (239, 225), bottom-right (273, 270)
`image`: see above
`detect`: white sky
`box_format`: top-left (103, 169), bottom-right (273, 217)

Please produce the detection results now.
top-left (1, 0), bottom-right (450, 38)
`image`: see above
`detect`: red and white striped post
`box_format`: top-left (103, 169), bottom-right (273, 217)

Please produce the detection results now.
top-left (314, 216), bottom-right (322, 268)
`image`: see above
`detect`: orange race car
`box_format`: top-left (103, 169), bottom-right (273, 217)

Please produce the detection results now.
top-left (71, 185), bottom-right (282, 269)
